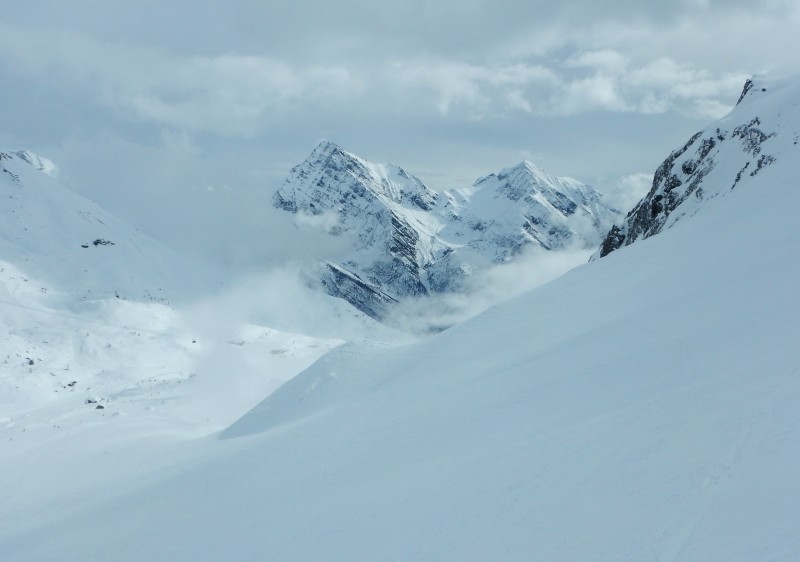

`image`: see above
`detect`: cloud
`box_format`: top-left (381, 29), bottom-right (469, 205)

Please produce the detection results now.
top-left (604, 173), bottom-right (654, 214)
top-left (624, 57), bottom-right (748, 117)
top-left (178, 262), bottom-right (392, 342)
top-left (385, 245), bottom-right (593, 334)
top-left (0, 24), bottom-right (360, 136)
top-left (0, 19), bottom-right (751, 140)
top-left (565, 49), bottom-right (628, 73)
top-left (294, 210), bottom-right (343, 233)
top-left (383, 53), bottom-right (746, 120)
top-left (388, 59), bottom-right (558, 117)
top-left (1, 0), bottom-right (797, 255)
top-left (551, 52), bottom-right (749, 118)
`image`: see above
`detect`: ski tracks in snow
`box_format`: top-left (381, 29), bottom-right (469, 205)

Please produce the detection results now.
top-left (655, 402), bottom-right (771, 562)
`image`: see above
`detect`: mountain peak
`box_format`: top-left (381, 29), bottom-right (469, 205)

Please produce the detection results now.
top-left (520, 159), bottom-right (547, 174)
top-left (735, 75), bottom-right (773, 106)
top-left (311, 140), bottom-right (347, 159)
top-left (478, 160), bottom-right (576, 201)
top-left (273, 142), bottom-right (619, 318)
top-left (516, 160), bottom-right (555, 185)
top-left (596, 74), bottom-right (798, 259)
top-left (1, 150), bottom-right (59, 177)
top-left (279, 142), bottom-right (437, 211)
top-left (16, 150), bottom-right (59, 177)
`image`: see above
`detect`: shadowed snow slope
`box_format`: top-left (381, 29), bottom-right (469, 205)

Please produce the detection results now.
top-left (2, 77), bottom-right (799, 561)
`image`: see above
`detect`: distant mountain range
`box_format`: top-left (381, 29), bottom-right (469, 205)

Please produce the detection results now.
top-left (274, 141), bottom-right (621, 318)
top-left (1, 140), bottom-right (619, 320)
top-left (7, 75), bottom-right (788, 326)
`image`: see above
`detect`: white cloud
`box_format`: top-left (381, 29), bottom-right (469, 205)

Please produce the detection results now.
top-left (555, 52), bottom-right (747, 119)
top-left (385, 245), bottom-right (593, 334)
top-left (383, 52), bottom-right (745, 120)
top-left (565, 49), bottom-right (628, 73)
top-left (295, 210), bottom-right (343, 234)
top-left (388, 59), bottom-right (557, 117)
top-left (0, 24), bottom-right (360, 136)
top-left (1, 0), bottom-right (796, 234)
top-left (557, 74), bottom-right (630, 114)
top-left (605, 173), bottom-right (653, 213)
top-left (0, 17), bottom-right (759, 138)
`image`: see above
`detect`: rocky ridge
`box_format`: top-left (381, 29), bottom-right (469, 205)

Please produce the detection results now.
top-left (595, 76), bottom-right (794, 258)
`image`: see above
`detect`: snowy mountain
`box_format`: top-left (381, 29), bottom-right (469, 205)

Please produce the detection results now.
top-left (439, 160), bottom-right (619, 260)
top-left (2, 76), bottom-right (798, 561)
top-left (274, 141), bottom-right (619, 318)
top-left (274, 141), bottom-right (446, 317)
top-left (0, 149), bottom-right (214, 305)
top-left (595, 76), bottom-right (792, 258)
top-left (0, 149), bottom-right (406, 464)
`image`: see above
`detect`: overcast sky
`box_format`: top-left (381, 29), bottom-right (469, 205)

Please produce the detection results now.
top-left (1, 0), bottom-right (798, 262)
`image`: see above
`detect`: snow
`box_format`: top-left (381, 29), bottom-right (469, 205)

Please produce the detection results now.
top-left (1, 76), bottom-right (800, 561)
top-left (12, 151), bottom-right (58, 177)
top-left (274, 141), bottom-right (619, 308)
top-left (445, 159), bottom-right (618, 259)
top-left (0, 149), bottom-right (218, 304)
top-left (595, 74), bottom-right (798, 258)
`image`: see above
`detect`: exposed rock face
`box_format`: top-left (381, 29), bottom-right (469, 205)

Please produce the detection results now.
top-left (319, 263), bottom-right (398, 321)
top-left (274, 141), bottom-right (446, 302)
top-left (595, 76), bottom-right (786, 259)
top-left (274, 142), bottom-right (620, 318)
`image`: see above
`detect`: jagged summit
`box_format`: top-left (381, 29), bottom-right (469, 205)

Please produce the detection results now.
top-left (735, 75), bottom-right (773, 106)
top-left (273, 142), bottom-right (620, 318)
top-left (595, 75), bottom-right (798, 259)
top-left (311, 139), bottom-right (342, 155)
top-left (501, 160), bottom-right (554, 183)
top-left (304, 140), bottom-right (362, 171)
top-left (474, 159), bottom-right (608, 214)
top-left (275, 141), bottom-right (438, 216)
top-left (273, 143), bottom-right (448, 310)
top-left (444, 159), bottom-right (619, 259)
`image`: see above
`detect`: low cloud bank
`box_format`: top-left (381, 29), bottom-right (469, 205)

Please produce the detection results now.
top-left (386, 245), bottom-right (593, 334)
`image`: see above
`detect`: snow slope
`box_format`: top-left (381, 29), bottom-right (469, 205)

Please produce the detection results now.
top-left (0, 147), bottom-right (407, 438)
top-left (0, 150), bottom-right (215, 305)
top-left (1, 77), bottom-right (798, 561)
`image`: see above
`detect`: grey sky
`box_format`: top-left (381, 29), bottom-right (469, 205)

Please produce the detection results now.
top-left (1, 0), bottom-right (798, 264)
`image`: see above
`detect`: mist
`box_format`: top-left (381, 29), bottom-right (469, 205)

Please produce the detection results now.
top-left (385, 245), bottom-right (594, 334)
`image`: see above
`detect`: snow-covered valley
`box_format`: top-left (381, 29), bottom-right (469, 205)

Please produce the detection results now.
top-left (1, 75), bottom-right (799, 561)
